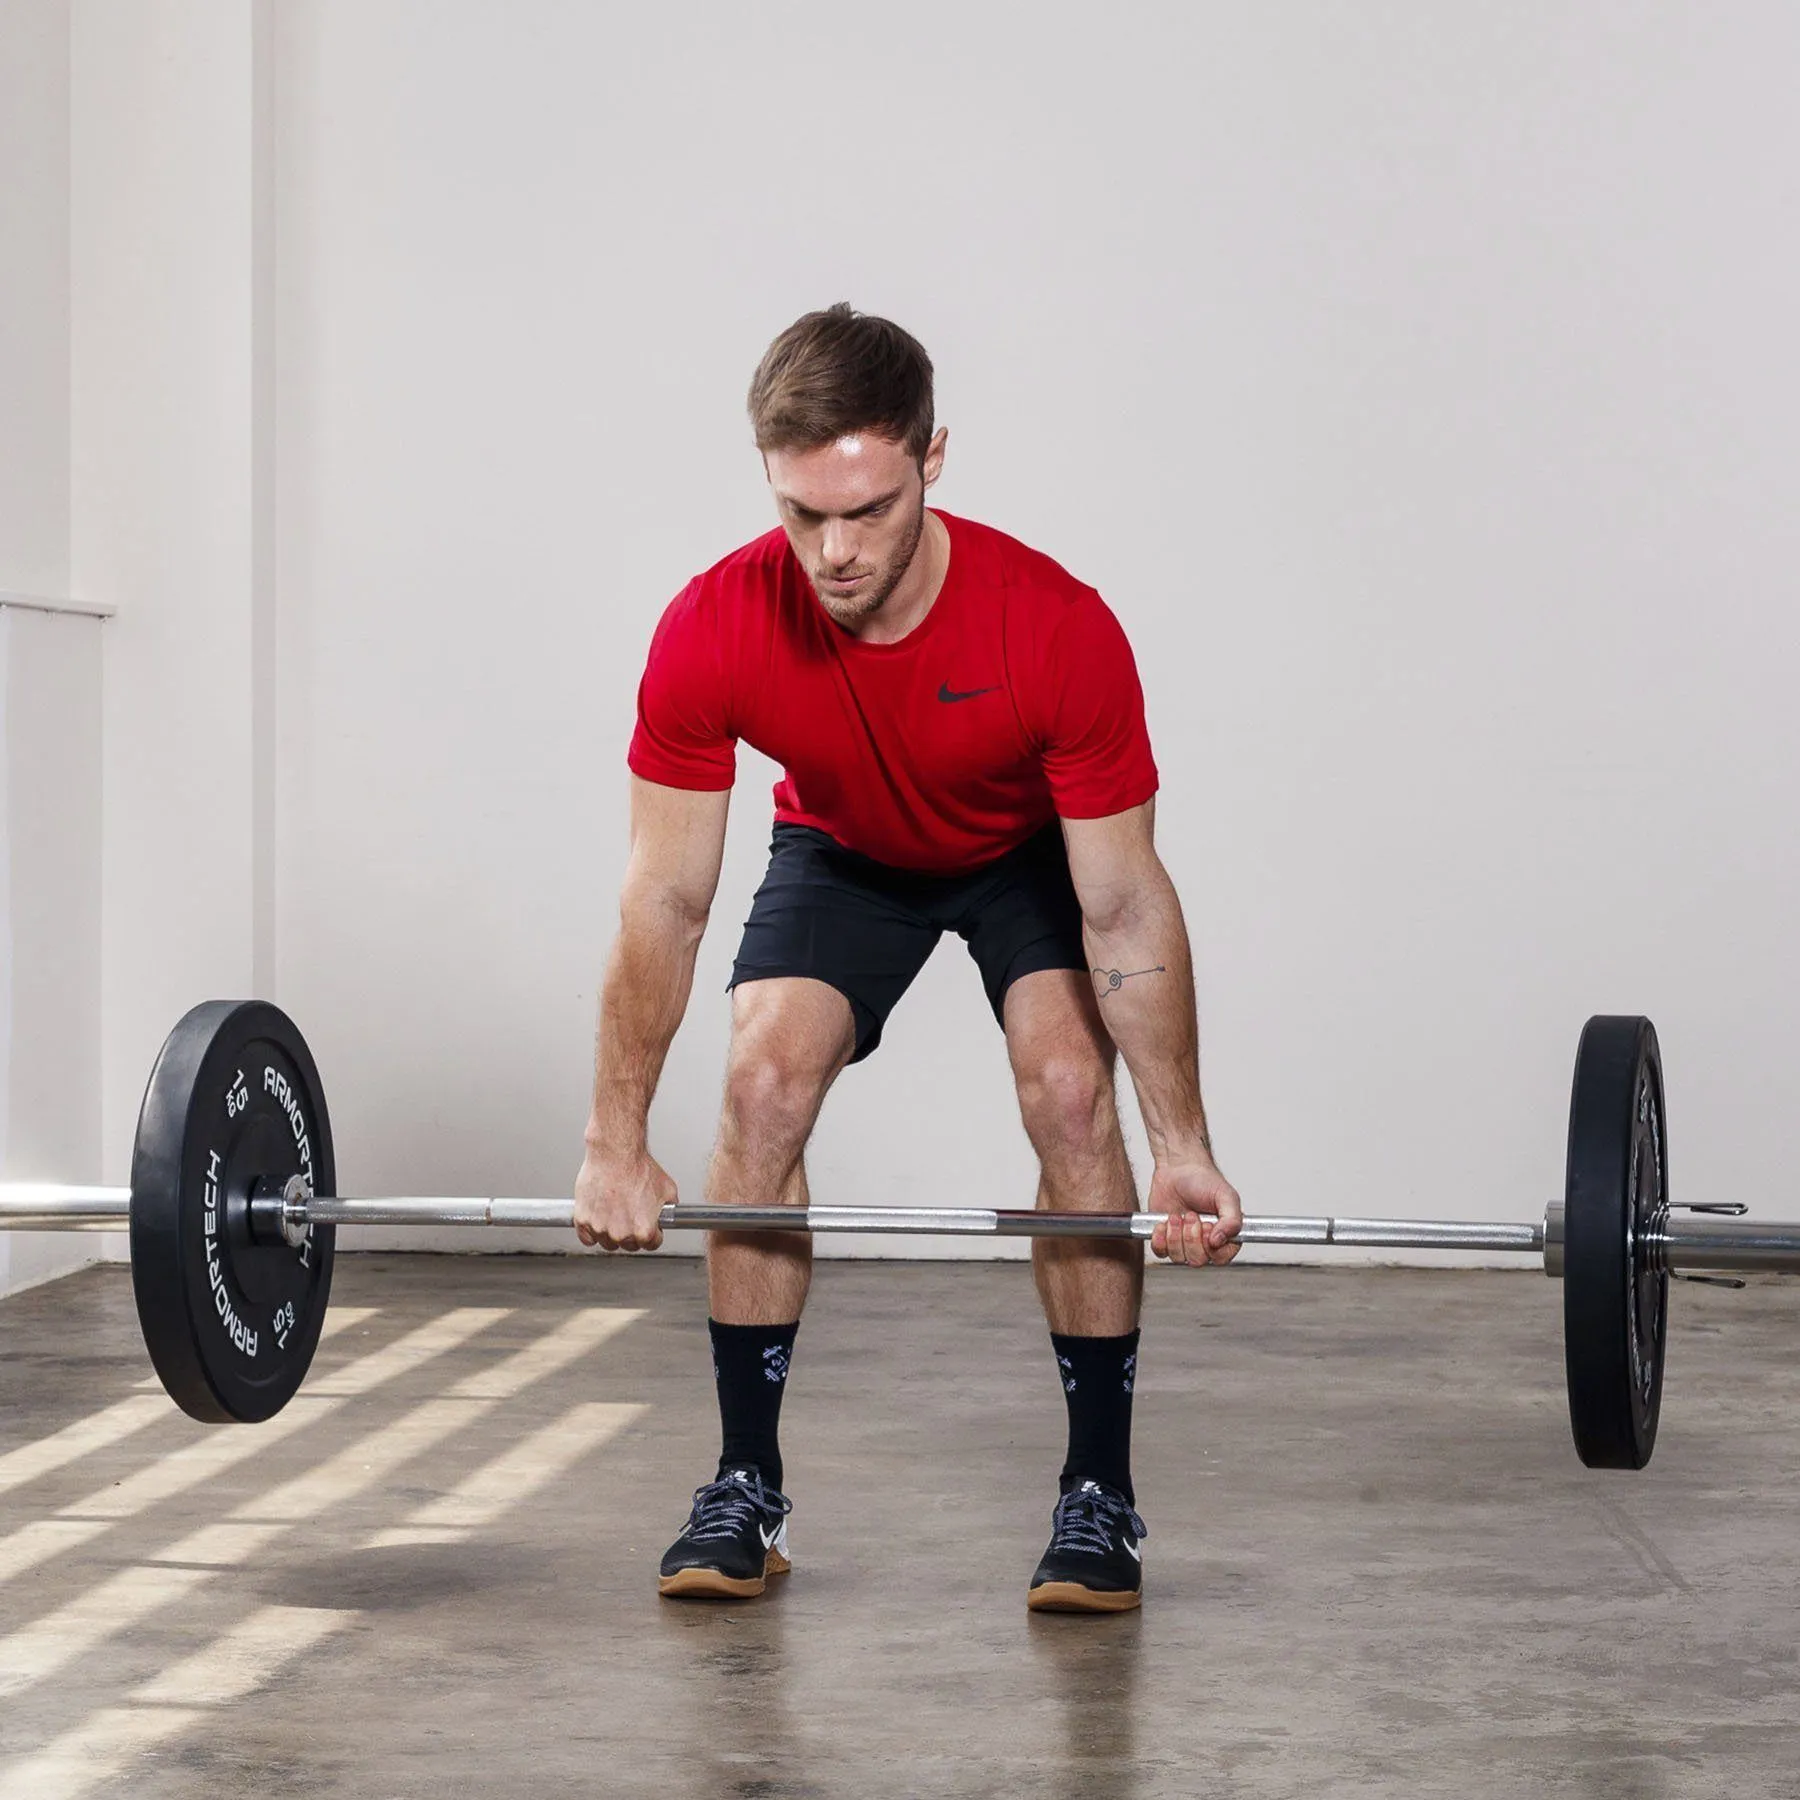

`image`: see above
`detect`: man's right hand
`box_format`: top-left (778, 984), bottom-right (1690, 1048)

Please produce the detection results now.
top-left (573, 1146), bottom-right (677, 1251)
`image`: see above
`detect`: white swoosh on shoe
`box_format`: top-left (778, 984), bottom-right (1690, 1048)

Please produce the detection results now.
top-left (1123, 1537), bottom-right (1142, 1563)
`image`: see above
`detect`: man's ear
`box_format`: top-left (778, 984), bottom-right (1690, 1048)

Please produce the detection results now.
top-left (921, 425), bottom-right (949, 492)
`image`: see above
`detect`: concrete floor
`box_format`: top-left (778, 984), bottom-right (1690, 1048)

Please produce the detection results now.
top-left (0, 1256), bottom-right (1796, 1799)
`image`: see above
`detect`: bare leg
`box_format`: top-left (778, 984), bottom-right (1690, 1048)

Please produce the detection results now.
top-left (1005, 969), bottom-right (1143, 1336)
top-left (706, 977), bottom-right (856, 1325)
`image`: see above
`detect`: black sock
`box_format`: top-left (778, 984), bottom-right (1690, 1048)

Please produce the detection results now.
top-left (1051, 1329), bottom-right (1139, 1506)
top-left (709, 1318), bottom-right (798, 1492)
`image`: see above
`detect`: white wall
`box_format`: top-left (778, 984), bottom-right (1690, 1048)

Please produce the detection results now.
top-left (263, 2), bottom-right (1800, 1258)
top-left (0, 0), bottom-right (107, 1296)
top-left (71, 0), bottom-right (274, 1182)
top-left (1, 608), bottom-right (105, 1295)
top-left (0, 0), bottom-right (69, 595)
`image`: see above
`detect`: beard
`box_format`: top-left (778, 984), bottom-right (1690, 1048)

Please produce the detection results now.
top-left (809, 500), bottom-right (927, 631)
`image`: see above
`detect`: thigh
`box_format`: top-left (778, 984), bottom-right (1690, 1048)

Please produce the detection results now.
top-left (726, 975), bottom-right (859, 1090)
top-left (954, 823), bottom-right (1090, 1028)
top-left (729, 825), bottom-right (941, 1064)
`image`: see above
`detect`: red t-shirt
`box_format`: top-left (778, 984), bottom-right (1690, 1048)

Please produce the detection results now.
top-left (627, 510), bottom-right (1159, 874)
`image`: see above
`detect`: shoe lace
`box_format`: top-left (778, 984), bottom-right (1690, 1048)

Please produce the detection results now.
top-left (1049, 1483), bottom-right (1147, 1556)
top-left (682, 1471), bottom-right (793, 1544)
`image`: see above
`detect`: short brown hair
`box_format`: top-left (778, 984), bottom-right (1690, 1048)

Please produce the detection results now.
top-left (747, 303), bottom-right (935, 462)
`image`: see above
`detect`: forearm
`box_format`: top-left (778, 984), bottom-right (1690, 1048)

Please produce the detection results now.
top-left (586, 899), bottom-right (707, 1157)
top-left (1081, 870), bottom-right (1213, 1164)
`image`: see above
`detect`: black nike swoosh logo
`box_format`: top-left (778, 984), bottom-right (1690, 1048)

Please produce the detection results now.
top-left (938, 682), bottom-right (1002, 703)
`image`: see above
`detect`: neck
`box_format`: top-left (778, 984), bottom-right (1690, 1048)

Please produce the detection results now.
top-left (851, 509), bottom-right (950, 645)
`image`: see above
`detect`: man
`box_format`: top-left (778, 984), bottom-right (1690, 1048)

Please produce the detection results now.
top-left (573, 304), bottom-right (1242, 1614)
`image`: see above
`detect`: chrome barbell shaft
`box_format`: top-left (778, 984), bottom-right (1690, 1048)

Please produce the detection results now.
top-left (0, 1182), bottom-right (1546, 1252)
top-left (273, 1188), bottom-right (1554, 1252)
top-left (678, 1205), bottom-right (1551, 1251)
top-left (298, 1197), bottom-right (1547, 1250)
top-left (8, 1181), bottom-right (1800, 1272)
top-left (271, 1200), bottom-right (1800, 1271)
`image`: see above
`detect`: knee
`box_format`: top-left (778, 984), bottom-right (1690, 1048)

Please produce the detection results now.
top-left (1016, 1053), bottom-right (1115, 1157)
top-left (722, 1046), bottom-right (827, 1144)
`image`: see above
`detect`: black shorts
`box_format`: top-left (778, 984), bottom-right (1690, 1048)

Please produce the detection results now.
top-left (728, 821), bottom-right (1088, 1063)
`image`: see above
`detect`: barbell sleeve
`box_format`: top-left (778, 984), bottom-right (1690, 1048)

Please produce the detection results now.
top-left (1651, 1215), bottom-right (1800, 1274)
top-left (0, 1185), bottom-right (131, 1229)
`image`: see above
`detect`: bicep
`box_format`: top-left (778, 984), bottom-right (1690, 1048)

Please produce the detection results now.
top-left (1059, 799), bottom-right (1162, 932)
top-left (623, 776), bottom-right (731, 922)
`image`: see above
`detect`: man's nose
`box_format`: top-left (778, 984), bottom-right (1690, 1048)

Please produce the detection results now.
top-left (821, 520), bottom-right (859, 570)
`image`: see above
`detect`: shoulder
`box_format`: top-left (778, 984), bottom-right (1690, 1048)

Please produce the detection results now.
top-left (650, 526), bottom-right (792, 652)
top-left (686, 524), bottom-right (794, 608)
top-left (939, 511), bottom-right (1103, 618)
top-left (941, 514), bottom-right (1130, 667)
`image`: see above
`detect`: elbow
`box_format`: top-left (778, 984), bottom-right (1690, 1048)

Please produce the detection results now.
top-left (620, 884), bottom-right (711, 947)
top-left (1079, 871), bottom-right (1172, 942)
top-left (1079, 892), bottom-right (1141, 942)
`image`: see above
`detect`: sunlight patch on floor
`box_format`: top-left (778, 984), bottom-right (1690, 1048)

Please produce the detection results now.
top-left (1, 1605), bottom-right (352, 1800)
top-left (365, 1400), bottom-right (645, 1547)
top-left (0, 1307), bottom-right (647, 1719)
top-left (0, 1398), bottom-right (169, 1500)
top-left (0, 1309), bottom-right (517, 1595)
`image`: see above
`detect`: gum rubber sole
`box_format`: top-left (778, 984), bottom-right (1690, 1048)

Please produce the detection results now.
top-left (1027, 1581), bottom-right (1142, 1614)
top-left (658, 1547), bottom-right (790, 1600)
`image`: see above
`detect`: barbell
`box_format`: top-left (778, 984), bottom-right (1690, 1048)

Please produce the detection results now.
top-left (0, 1001), bottom-right (1794, 1468)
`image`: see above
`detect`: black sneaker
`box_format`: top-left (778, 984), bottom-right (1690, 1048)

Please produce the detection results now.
top-left (657, 1468), bottom-right (793, 1599)
top-left (1027, 1479), bottom-right (1147, 1613)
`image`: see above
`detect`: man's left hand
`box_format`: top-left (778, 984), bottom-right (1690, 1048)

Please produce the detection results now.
top-left (1147, 1156), bottom-right (1243, 1267)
